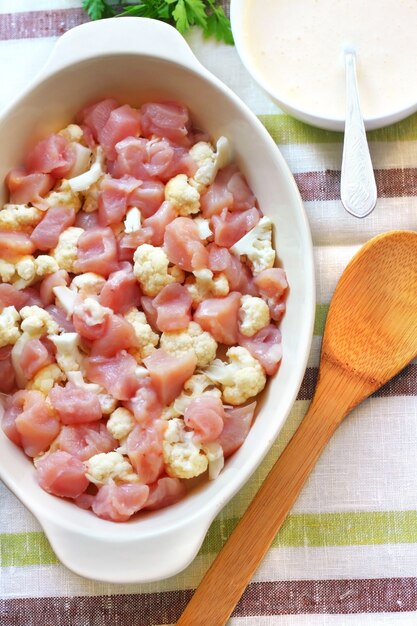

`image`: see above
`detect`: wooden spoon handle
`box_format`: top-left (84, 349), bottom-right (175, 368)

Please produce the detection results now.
top-left (177, 391), bottom-right (345, 626)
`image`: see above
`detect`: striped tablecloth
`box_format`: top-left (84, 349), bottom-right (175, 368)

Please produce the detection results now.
top-left (1, 3), bottom-right (417, 625)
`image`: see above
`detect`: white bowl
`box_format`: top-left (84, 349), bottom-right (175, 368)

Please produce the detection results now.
top-left (231, 0), bottom-right (417, 131)
top-left (0, 17), bottom-right (315, 582)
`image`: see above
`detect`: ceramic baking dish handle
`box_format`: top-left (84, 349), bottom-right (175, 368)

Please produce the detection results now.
top-left (40, 17), bottom-right (203, 77)
top-left (38, 509), bottom-right (214, 583)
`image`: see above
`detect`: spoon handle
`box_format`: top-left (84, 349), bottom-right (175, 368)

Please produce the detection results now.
top-left (340, 51), bottom-right (377, 218)
top-left (176, 376), bottom-right (348, 626)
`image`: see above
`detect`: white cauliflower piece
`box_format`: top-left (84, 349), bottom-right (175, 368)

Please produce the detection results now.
top-left (124, 307), bottom-right (159, 360)
top-left (28, 364), bottom-right (66, 395)
top-left (0, 306), bottom-right (21, 348)
top-left (98, 393), bottom-right (118, 415)
top-left (40, 181), bottom-right (82, 213)
top-left (70, 272), bottom-right (106, 297)
top-left (190, 136), bottom-right (232, 192)
top-left (34, 255), bottom-right (60, 277)
top-left (239, 295), bottom-right (270, 337)
top-left (133, 244), bottom-right (185, 297)
top-left (53, 285), bottom-right (78, 316)
top-left (58, 124), bottom-right (84, 143)
top-left (20, 306), bottom-right (59, 336)
top-left (82, 179), bottom-right (101, 213)
top-left (165, 174), bottom-right (200, 216)
top-left (74, 297), bottom-right (112, 326)
top-left (163, 418), bottom-right (208, 479)
top-left (0, 259), bottom-right (16, 282)
top-left (193, 216), bottom-right (212, 241)
top-left (0, 204), bottom-right (42, 231)
top-left (86, 451), bottom-right (138, 485)
top-left (15, 256), bottom-right (36, 282)
top-left (203, 346), bottom-right (266, 405)
top-left (173, 373), bottom-right (222, 416)
top-left (52, 227), bottom-right (84, 272)
top-left (230, 216), bottom-right (275, 275)
top-left (202, 442), bottom-right (224, 480)
top-left (107, 407), bottom-right (135, 442)
top-left (66, 370), bottom-right (101, 394)
top-left (124, 207), bottom-right (142, 233)
top-left (48, 332), bottom-right (83, 374)
top-left (68, 146), bottom-right (104, 192)
top-left (160, 321), bottom-right (217, 368)
top-left (12, 254), bottom-right (59, 289)
top-left (185, 271), bottom-right (229, 306)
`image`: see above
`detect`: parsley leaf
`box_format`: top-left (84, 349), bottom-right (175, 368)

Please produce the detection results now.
top-left (82, 0), bottom-right (116, 20)
top-left (83, 0), bottom-right (234, 45)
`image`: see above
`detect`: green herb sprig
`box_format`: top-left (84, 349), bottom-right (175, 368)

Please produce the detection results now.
top-left (82, 0), bottom-right (233, 44)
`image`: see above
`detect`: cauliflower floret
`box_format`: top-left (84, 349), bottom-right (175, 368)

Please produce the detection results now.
top-left (133, 244), bottom-right (185, 297)
top-left (189, 136), bottom-right (232, 192)
top-left (193, 216), bottom-right (212, 241)
top-left (52, 226), bottom-right (84, 272)
top-left (239, 295), bottom-right (270, 337)
top-left (74, 297), bottom-right (112, 326)
top-left (20, 306), bottom-right (59, 336)
top-left (124, 207), bottom-right (142, 233)
top-left (107, 407), bottom-right (135, 442)
top-left (173, 373), bottom-right (222, 415)
top-left (41, 181), bottom-right (82, 213)
top-left (28, 364), bottom-right (66, 395)
top-left (202, 442), bottom-right (224, 480)
top-left (12, 254), bottom-right (59, 289)
top-left (160, 321), bottom-right (217, 368)
top-left (124, 307), bottom-right (159, 360)
top-left (86, 451), bottom-right (138, 485)
top-left (68, 146), bottom-right (105, 193)
top-left (35, 255), bottom-right (60, 277)
top-left (185, 271), bottom-right (229, 306)
top-left (58, 124), bottom-right (84, 143)
top-left (0, 204), bottom-right (43, 231)
top-left (0, 306), bottom-right (21, 348)
top-left (48, 332), bottom-right (83, 374)
top-left (15, 256), bottom-right (36, 282)
top-left (53, 285), bottom-right (78, 316)
top-left (70, 272), bottom-right (106, 297)
top-left (98, 393), bottom-right (118, 415)
top-left (0, 259), bottom-right (15, 282)
top-left (82, 179), bottom-right (101, 213)
top-left (163, 418), bottom-right (208, 479)
top-left (203, 346), bottom-right (266, 405)
top-left (164, 174), bottom-right (200, 216)
top-left (230, 216), bottom-right (275, 275)
top-left (66, 370), bottom-right (101, 393)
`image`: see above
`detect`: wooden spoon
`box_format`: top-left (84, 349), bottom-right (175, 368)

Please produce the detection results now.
top-left (177, 230), bottom-right (417, 626)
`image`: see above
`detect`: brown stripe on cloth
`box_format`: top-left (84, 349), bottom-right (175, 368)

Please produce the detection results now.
top-left (0, 8), bottom-right (89, 40)
top-left (295, 168), bottom-right (417, 201)
top-left (297, 362), bottom-right (417, 401)
top-left (1, 577), bottom-right (417, 624)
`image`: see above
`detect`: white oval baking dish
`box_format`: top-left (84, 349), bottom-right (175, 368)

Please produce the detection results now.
top-left (0, 17), bottom-right (315, 583)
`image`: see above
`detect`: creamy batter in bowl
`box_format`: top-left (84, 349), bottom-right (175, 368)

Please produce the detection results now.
top-left (0, 17), bottom-right (314, 582)
top-left (232, 0), bottom-right (417, 131)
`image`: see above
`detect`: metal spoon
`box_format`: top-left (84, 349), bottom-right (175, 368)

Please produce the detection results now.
top-left (177, 230), bottom-right (417, 625)
top-left (340, 49), bottom-right (377, 218)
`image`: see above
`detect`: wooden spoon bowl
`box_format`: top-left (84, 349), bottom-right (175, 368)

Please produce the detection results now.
top-left (177, 230), bottom-right (417, 626)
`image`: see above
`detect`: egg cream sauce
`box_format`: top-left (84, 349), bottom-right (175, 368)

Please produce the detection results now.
top-left (242, 0), bottom-right (417, 121)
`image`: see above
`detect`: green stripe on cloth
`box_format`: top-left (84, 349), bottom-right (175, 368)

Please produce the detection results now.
top-left (201, 510), bottom-right (417, 554)
top-left (0, 531), bottom-right (58, 567)
top-left (258, 112), bottom-right (417, 144)
top-left (314, 303), bottom-right (328, 336)
top-left (3, 510), bottom-right (417, 566)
